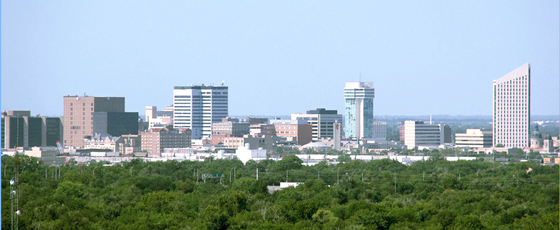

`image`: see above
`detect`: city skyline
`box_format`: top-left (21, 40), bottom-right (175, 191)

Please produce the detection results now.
top-left (2, 1), bottom-right (559, 117)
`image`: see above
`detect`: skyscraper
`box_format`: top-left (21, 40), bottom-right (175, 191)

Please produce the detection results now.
top-left (173, 84), bottom-right (228, 139)
top-left (344, 82), bottom-right (375, 139)
top-left (63, 96), bottom-right (125, 148)
top-left (492, 63), bottom-right (531, 148)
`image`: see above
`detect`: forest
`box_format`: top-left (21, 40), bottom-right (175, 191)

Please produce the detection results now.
top-left (1, 154), bottom-right (558, 230)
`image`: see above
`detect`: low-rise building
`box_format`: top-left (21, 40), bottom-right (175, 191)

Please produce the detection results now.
top-left (292, 108), bottom-right (342, 142)
top-left (251, 119), bottom-right (312, 145)
top-left (529, 125), bottom-right (556, 153)
top-left (25, 146), bottom-right (65, 165)
top-left (372, 121), bottom-right (387, 141)
top-left (116, 135), bottom-right (141, 155)
top-left (455, 129), bottom-right (493, 148)
top-left (83, 133), bottom-right (119, 151)
top-left (401, 120), bottom-right (452, 149)
top-left (210, 117), bottom-right (250, 145)
top-left (141, 127), bottom-right (192, 155)
top-left (145, 105), bottom-right (173, 130)
top-left (223, 135), bottom-right (276, 151)
top-left (236, 143), bottom-right (267, 164)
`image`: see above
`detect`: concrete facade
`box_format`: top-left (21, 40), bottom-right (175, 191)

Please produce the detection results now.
top-left (402, 120), bottom-right (451, 149)
top-left (291, 108), bottom-right (343, 142)
top-left (493, 63), bottom-right (530, 148)
top-left (455, 129), bottom-right (493, 148)
top-left (63, 96), bottom-right (125, 148)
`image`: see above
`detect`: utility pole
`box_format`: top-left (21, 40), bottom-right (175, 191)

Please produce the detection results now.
top-left (234, 166), bottom-right (237, 182)
top-left (337, 168), bottom-right (340, 185)
top-left (394, 170), bottom-right (397, 194)
top-left (423, 172), bottom-right (425, 182)
top-left (256, 168), bottom-right (258, 180)
top-left (286, 170), bottom-right (288, 182)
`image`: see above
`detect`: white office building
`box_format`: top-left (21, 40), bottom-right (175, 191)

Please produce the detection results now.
top-left (455, 129), bottom-right (493, 148)
top-left (173, 84), bottom-right (228, 139)
top-left (402, 121), bottom-right (451, 149)
top-left (492, 63), bottom-right (530, 148)
top-left (344, 82), bottom-right (375, 140)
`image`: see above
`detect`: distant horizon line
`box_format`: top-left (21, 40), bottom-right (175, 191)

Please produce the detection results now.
top-left (3, 110), bottom-right (558, 119)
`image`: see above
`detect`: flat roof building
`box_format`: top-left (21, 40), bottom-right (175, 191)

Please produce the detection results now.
top-left (1, 111), bottom-right (62, 149)
top-left (251, 119), bottom-right (312, 145)
top-left (292, 108), bottom-right (342, 142)
top-left (173, 84), bottom-right (228, 139)
top-left (141, 127), bottom-right (192, 155)
top-left (493, 63), bottom-right (530, 148)
top-left (63, 96), bottom-right (125, 148)
top-left (211, 117), bottom-right (250, 145)
top-left (372, 121), bottom-right (387, 141)
top-left (455, 129), bottom-right (493, 148)
top-left (92, 112), bottom-right (139, 137)
top-left (344, 82), bottom-right (375, 140)
top-left (401, 120), bottom-right (451, 149)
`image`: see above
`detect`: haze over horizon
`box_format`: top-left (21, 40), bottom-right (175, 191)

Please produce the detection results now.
top-left (2, 1), bottom-right (558, 117)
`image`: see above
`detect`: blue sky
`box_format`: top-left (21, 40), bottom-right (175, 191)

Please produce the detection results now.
top-left (1, 1), bottom-right (558, 117)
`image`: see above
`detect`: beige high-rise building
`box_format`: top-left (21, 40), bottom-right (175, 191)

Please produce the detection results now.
top-left (63, 96), bottom-right (125, 148)
top-left (492, 63), bottom-right (530, 148)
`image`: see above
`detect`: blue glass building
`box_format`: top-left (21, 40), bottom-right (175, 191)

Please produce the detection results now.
top-left (344, 82), bottom-right (375, 139)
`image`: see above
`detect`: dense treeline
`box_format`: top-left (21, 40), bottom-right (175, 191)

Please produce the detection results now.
top-left (2, 155), bottom-right (558, 229)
